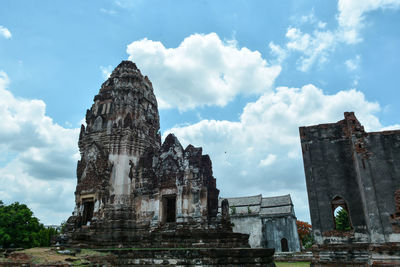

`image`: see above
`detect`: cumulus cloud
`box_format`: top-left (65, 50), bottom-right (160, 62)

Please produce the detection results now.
top-left (0, 26), bottom-right (11, 39)
top-left (165, 85), bottom-right (381, 221)
top-left (337, 0), bottom-right (400, 44)
top-left (127, 33), bottom-right (281, 110)
top-left (269, 42), bottom-right (288, 64)
top-left (271, 0), bottom-right (400, 71)
top-left (269, 25), bottom-right (338, 72)
top-left (286, 28), bottom-right (336, 71)
top-left (0, 71), bottom-right (78, 224)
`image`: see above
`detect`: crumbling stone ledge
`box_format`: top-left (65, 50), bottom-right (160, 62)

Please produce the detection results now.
top-left (274, 251), bottom-right (313, 262)
top-left (311, 243), bottom-right (400, 267)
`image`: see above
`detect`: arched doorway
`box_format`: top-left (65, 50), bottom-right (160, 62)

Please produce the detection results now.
top-left (281, 238), bottom-right (289, 252)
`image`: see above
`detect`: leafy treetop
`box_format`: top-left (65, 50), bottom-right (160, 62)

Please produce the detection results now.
top-left (0, 201), bottom-right (58, 248)
top-left (335, 208), bottom-right (352, 231)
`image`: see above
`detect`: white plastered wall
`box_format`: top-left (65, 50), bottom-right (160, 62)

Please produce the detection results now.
top-left (109, 153), bottom-right (137, 197)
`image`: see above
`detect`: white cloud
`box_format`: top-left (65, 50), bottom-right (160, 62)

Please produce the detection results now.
top-left (285, 27), bottom-right (336, 72)
top-left (100, 65), bottom-right (113, 80)
top-left (352, 75), bottom-right (360, 86)
top-left (299, 10), bottom-right (316, 24)
top-left (100, 8), bottom-right (117, 15)
top-left (317, 21), bottom-right (327, 29)
top-left (0, 26), bottom-right (11, 39)
top-left (0, 71), bottom-right (78, 225)
top-left (345, 54), bottom-right (361, 71)
top-left (269, 42), bottom-right (288, 64)
top-left (337, 0), bottom-right (400, 44)
top-left (165, 84), bottom-right (381, 222)
top-left (259, 154), bottom-right (277, 167)
top-left (273, 0), bottom-right (400, 71)
top-left (380, 124), bottom-right (400, 131)
top-left (114, 0), bottom-right (143, 9)
top-left (127, 33), bottom-right (281, 110)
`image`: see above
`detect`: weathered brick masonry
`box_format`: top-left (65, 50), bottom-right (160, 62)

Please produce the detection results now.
top-left (300, 112), bottom-right (400, 266)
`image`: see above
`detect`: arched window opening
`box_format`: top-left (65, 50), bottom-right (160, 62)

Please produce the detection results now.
top-left (331, 196), bottom-right (352, 231)
top-left (281, 238), bottom-right (289, 252)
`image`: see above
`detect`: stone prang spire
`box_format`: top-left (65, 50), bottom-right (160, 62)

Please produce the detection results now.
top-left (65, 61), bottom-right (249, 248)
top-left (83, 60), bottom-right (160, 154)
top-left (76, 61), bottom-right (161, 203)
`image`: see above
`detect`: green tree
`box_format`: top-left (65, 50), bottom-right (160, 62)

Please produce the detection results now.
top-left (60, 220), bottom-right (67, 234)
top-left (0, 201), bottom-right (58, 248)
top-left (335, 208), bottom-right (352, 231)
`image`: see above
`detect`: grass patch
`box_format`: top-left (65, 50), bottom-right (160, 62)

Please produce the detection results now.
top-left (276, 262), bottom-right (310, 267)
top-left (21, 248), bottom-right (77, 264)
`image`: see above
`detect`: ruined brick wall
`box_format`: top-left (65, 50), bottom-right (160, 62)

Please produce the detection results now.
top-left (299, 113), bottom-right (368, 243)
top-left (357, 129), bottom-right (400, 241)
top-left (134, 134), bottom-right (220, 222)
top-left (300, 112), bottom-right (400, 245)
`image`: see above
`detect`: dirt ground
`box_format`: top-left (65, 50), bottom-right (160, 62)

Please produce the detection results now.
top-left (1, 248), bottom-right (311, 266)
top-left (0, 247), bottom-right (111, 266)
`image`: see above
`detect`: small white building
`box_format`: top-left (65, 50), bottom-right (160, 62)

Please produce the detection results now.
top-left (219, 194), bottom-right (301, 252)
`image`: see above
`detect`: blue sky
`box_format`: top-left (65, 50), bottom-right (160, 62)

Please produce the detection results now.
top-left (0, 0), bottom-right (399, 225)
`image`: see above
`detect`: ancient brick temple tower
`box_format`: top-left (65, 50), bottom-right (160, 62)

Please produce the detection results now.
top-left (65, 61), bottom-right (248, 248)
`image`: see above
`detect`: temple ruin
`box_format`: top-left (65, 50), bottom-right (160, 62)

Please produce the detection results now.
top-left (62, 60), bottom-right (277, 266)
top-left (300, 112), bottom-right (400, 266)
top-left (64, 60), bottom-right (248, 247)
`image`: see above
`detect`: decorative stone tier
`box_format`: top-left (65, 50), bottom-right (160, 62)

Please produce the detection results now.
top-left (67, 219), bottom-right (250, 249)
